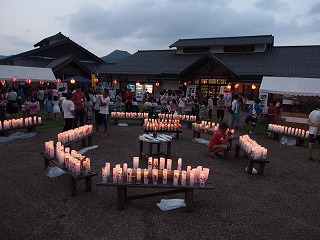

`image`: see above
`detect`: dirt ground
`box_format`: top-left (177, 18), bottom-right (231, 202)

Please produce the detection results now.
top-left (1, 119), bottom-right (320, 240)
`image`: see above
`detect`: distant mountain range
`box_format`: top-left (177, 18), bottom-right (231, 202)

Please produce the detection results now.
top-left (101, 50), bottom-right (131, 63)
top-left (0, 50), bottom-right (131, 63)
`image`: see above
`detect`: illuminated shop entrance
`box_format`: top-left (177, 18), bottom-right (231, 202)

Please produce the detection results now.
top-left (198, 78), bottom-right (227, 104)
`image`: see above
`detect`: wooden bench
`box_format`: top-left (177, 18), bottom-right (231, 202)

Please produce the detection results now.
top-left (144, 129), bottom-right (182, 139)
top-left (96, 179), bottom-right (213, 213)
top-left (235, 142), bottom-right (270, 175)
top-left (43, 153), bottom-right (97, 197)
top-left (267, 130), bottom-right (308, 146)
top-left (111, 117), bottom-right (144, 125)
top-left (139, 134), bottom-right (172, 159)
top-left (62, 132), bottom-right (93, 149)
top-left (0, 123), bottom-right (43, 137)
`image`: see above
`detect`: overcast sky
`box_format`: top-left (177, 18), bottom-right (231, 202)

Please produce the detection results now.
top-left (1, 0), bottom-right (320, 57)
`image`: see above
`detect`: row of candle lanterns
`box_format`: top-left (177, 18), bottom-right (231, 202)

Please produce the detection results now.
top-left (144, 118), bottom-right (181, 131)
top-left (158, 113), bottom-right (196, 121)
top-left (102, 157), bottom-right (210, 187)
top-left (111, 112), bottom-right (148, 118)
top-left (192, 121), bottom-right (218, 132)
top-left (57, 125), bottom-right (93, 143)
top-left (268, 124), bottom-right (309, 138)
top-left (44, 141), bottom-right (91, 175)
top-left (0, 117), bottom-right (41, 130)
top-left (239, 135), bottom-right (268, 160)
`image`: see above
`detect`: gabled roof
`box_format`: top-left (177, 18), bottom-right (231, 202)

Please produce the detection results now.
top-left (169, 35), bottom-right (274, 48)
top-left (34, 32), bottom-right (68, 48)
top-left (107, 50), bottom-right (202, 75)
top-left (0, 33), bottom-right (104, 65)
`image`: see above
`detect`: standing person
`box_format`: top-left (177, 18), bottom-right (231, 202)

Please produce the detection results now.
top-left (5, 87), bottom-right (19, 119)
top-left (207, 96), bottom-right (214, 119)
top-left (207, 122), bottom-right (230, 158)
top-left (216, 94), bottom-right (225, 123)
top-left (185, 95), bottom-right (194, 115)
top-left (0, 89), bottom-right (7, 122)
top-left (96, 89), bottom-right (110, 137)
top-left (229, 94), bottom-right (240, 130)
top-left (307, 107), bottom-right (320, 161)
top-left (72, 84), bottom-right (86, 128)
top-left (93, 89), bottom-right (102, 135)
top-left (28, 98), bottom-right (39, 117)
top-left (37, 87), bottom-right (45, 110)
top-left (115, 89), bottom-right (122, 111)
top-left (169, 99), bottom-right (178, 114)
top-left (62, 92), bottom-right (75, 132)
top-left (86, 88), bottom-right (94, 120)
top-left (44, 93), bottom-right (53, 120)
top-left (178, 93), bottom-right (186, 115)
top-left (245, 98), bottom-right (262, 134)
top-left (267, 101), bottom-right (277, 124)
top-left (124, 88), bottom-right (134, 112)
top-left (52, 95), bottom-right (61, 121)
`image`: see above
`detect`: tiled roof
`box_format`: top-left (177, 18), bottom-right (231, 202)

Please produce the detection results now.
top-left (105, 45), bottom-right (320, 79)
top-left (169, 35), bottom-right (274, 48)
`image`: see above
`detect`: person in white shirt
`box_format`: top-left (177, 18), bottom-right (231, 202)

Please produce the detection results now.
top-left (96, 88), bottom-right (110, 137)
top-left (307, 107), bottom-right (320, 160)
top-left (229, 94), bottom-right (240, 130)
top-left (207, 96), bottom-right (214, 119)
top-left (61, 92), bottom-right (75, 131)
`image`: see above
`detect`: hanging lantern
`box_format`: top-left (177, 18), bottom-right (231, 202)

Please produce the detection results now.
top-left (26, 78), bottom-right (32, 84)
top-left (155, 82), bottom-right (159, 87)
top-left (12, 77), bottom-right (18, 82)
top-left (251, 84), bottom-right (256, 90)
top-left (113, 79), bottom-right (118, 85)
top-left (1, 80), bottom-right (6, 85)
top-left (136, 81), bottom-right (140, 86)
top-left (183, 81), bottom-right (188, 86)
top-left (226, 84), bottom-right (231, 90)
top-left (94, 78), bottom-right (99, 83)
top-left (56, 78), bottom-right (62, 83)
top-left (70, 78), bottom-right (76, 84)
top-left (235, 83), bottom-right (239, 89)
top-left (202, 79), bottom-right (207, 84)
top-left (39, 80), bottom-right (44, 85)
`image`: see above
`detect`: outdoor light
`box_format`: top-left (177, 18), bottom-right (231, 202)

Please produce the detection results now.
top-left (251, 84), bottom-right (256, 89)
top-left (235, 83), bottom-right (239, 89)
top-left (39, 80), bottom-right (44, 85)
top-left (94, 78), bottom-right (99, 83)
top-left (113, 79), bottom-right (118, 85)
top-left (26, 78), bottom-right (32, 84)
top-left (155, 82), bottom-right (159, 87)
top-left (56, 78), bottom-right (61, 83)
top-left (183, 81), bottom-right (188, 86)
top-left (12, 77), bottom-right (18, 82)
top-left (202, 79), bottom-right (207, 84)
top-left (136, 81), bottom-right (140, 86)
top-left (1, 80), bottom-right (6, 85)
top-left (70, 78), bottom-right (76, 84)
top-left (227, 84), bottom-right (231, 90)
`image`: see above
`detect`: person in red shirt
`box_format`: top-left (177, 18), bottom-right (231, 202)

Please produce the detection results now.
top-left (208, 122), bottom-right (230, 158)
top-left (124, 88), bottom-right (134, 112)
top-left (267, 101), bottom-right (277, 124)
top-left (72, 84), bottom-right (86, 128)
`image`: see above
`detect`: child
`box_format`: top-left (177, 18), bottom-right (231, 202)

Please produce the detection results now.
top-left (52, 95), bottom-right (61, 121)
top-left (21, 97), bottom-right (29, 118)
top-left (29, 98), bottom-right (39, 117)
top-left (44, 94), bottom-right (53, 120)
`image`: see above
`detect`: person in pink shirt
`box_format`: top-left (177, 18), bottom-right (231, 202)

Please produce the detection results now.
top-left (208, 122), bottom-right (230, 158)
top-left (72, 84), bottom-right (86, 128)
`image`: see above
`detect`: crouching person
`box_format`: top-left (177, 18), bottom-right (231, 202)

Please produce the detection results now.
top-left (208, 122), bottom-right (230, 158)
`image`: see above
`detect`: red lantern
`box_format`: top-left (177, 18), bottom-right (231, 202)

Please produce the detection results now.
top-left (26, 78), bottom-right (32, 84)
top-left (56, 78), bottom-right (61, 83)
top-left (12, 77), bottom-right (18, 82)
top-left (235, 83), bottom-right (239, 89)
top-left (183, 81), bottom-right (188, 86)
top-left (1, 80), bottom-right (6, 85)
top-left (113, 79), bottom-right (118, 85)
top-left (94, 78), bottom-right (99, 83)
top-left (39, 80), bottom-right (44, 85)
top-left (155, 82), bottom-right (159, 87)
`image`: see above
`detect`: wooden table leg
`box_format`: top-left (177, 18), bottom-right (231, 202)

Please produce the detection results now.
top-left (139, 140), bottom-right (143, 159)
top-left (185, 189), bottom-right (194, 213)
top-left (114, 119), bottom-right (118, 125)
top-left (235, 144), bottom-right (240, 158)
top-left (44, 156), bottom-right (50, 170)
top-left (81, 138), bottom-right (86, 148)
top-left (167, 141), bottom-right (172, 158)
top-left (85, 177), bottom-right (92, 192)
top-left (88, 135), bottom-right (92, 146)
top-left (69, 176), bottom-right (77, 197)
top-left (258, 162), bottom-right (266, 175)
top-left (157, 143), bottom-right (161, 154)
top-left (148, 143), bottom-right (153, 157)
top-left (247, 159), bottom-right (254, 174)
top-left (117, 186), bottom-right (127, 210)
top-left (176, 133), bottom-right (179, 139)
